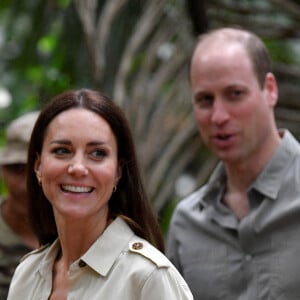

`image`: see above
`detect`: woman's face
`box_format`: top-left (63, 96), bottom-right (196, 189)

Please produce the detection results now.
top-left (35, 108), bottom-right (121, 223)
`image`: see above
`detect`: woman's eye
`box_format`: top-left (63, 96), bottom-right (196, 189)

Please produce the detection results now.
top-left (91, 149), bottom-right (107, 159)
top-left (52, 147), bottom-right (70, 156)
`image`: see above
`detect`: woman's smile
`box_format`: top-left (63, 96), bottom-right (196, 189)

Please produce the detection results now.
top-left (35, 108), bottom-right (121, 220)
top-left (60, 184), bottom-right (94, 193)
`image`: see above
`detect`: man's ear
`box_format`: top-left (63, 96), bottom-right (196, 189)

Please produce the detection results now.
top-left (265, 72), bottom-right (278, 107)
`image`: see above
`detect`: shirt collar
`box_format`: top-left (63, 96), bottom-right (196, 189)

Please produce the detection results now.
top-left (38, 217), bottom-right (135, 279)
top-left (203, 130), bottom-right (299, 203)
top-left (202, 162), bottom-right (226, 207)
top-left (251, 130), bottom-right (300, 199)
top-left (81, 217), bottom-right (135, 276)
top-left (201, 164), bottom-right (239, 228)
top-left (200, 130), bottom-right (299, 228)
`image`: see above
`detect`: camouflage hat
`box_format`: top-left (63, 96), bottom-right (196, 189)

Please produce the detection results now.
top-left (0, 111), bottom-right (40, 165)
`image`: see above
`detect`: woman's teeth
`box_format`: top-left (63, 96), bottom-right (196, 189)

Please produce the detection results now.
top-left (61, 185), bottom-right (92, 193)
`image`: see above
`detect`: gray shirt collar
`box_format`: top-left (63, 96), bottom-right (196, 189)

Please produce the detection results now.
top-left (201, 130), bottom-right (299, 228)
top-left (203, 130), bottom-right (298, 204)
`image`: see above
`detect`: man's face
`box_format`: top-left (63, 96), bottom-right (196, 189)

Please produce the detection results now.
top-left (190, 41), bottom-right (278, 165)
top-left (1, 164), bottom-right (27, 199)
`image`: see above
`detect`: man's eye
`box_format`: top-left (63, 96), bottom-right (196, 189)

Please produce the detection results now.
top-left (230, 89), bottom-right (244, 99)
top-left (194, 94), bottom-right (214, 107)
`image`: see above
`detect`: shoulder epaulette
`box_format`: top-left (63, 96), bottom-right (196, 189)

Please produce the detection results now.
top-left (128, 239), bottom-right (170, 268)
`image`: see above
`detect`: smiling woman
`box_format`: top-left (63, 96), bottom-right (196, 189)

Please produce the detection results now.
top-left (7, 89), bottom-right (193, 300)
top-left (34, 108), bottom-right (120, 224)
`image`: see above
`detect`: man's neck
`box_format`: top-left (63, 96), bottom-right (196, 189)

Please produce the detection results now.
top-left (222, 132), bottom-right (282, 219)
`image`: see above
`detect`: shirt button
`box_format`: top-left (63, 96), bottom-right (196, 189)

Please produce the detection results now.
top-left (245, 254), bottom-right (252, 261)
top-left (132, 242), bottom-right (143, 250)
top-left (78, 260), bottom-right (86, 268)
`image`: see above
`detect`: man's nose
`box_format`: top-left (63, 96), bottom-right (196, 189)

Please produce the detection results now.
top-left (211, 99), bottom-right (230, 125)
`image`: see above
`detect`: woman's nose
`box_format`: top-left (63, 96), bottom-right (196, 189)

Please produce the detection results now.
top-left (67, 159), bottom-right (88, 176)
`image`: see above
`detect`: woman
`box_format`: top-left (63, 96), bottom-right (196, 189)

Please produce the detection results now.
top-left (7, 89), bottom-right (193, 300)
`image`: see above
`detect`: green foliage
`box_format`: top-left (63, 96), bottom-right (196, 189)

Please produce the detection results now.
top-left (1, 0), bottom-right (300, 231)
top-left (265, 39), bottom-right (296, 64)
top-left (0, 1), bottom-right (90, 121)
top-left (160, 198), bottom-right (178, 235)
top-left (38, 34), bottom-right (57, 55)
top-left (57, 0), bottom-right (71, 9)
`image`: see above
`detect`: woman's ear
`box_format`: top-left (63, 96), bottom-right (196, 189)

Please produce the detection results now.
top-left (34, 154), bottom-right (42, 181)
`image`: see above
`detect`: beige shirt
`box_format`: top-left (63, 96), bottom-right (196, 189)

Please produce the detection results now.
top-left (8, 217), bottom-right (193, 300)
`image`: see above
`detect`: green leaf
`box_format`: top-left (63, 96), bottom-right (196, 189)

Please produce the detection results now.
top-left (56, 0), bottom-right (71, 9)
top-left (37, 35), bottom-right (57, 54)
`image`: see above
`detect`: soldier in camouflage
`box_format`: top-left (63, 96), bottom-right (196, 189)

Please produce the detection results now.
top-left (0, 112), bottom-right (39, 299)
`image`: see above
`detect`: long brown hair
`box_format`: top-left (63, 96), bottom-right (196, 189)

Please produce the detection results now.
top-left (27, 89), bottom-right (165, 252)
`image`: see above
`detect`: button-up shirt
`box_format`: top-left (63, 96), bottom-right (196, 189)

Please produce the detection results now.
top-left (8, 217), bottom-right (193, 300)
top-left (167, 130), bottom-right (300, 300)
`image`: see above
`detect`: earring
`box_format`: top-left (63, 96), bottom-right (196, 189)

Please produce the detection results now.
top-left (37, 176), bottom-right (42, 186)
top-left (113, 185), bottom-right (117, 193)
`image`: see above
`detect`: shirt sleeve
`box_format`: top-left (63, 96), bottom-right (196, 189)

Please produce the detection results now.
top-left (141, 266), bottom-right (194, 300)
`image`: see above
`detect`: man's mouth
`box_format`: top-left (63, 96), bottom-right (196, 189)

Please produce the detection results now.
top-left (216, 134), bottom-right (231, 140)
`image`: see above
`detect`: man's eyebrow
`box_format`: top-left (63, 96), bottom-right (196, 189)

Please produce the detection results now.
top-left (194, 90), bottom-right (212, 99)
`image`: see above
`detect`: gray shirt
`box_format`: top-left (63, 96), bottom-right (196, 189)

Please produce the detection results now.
top-left (167, 130), bottom-right (300, 300)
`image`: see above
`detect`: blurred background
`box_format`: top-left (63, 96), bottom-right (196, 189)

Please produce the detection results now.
top-left (0, 0), bottom-right (300, 233)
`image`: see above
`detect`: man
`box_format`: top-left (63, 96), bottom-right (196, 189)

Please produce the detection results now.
top-left (0, 111), bottom-right (39, 299)
top-left (167, 27), bottom-right (300, 299)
